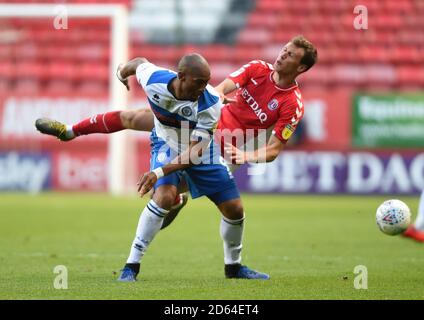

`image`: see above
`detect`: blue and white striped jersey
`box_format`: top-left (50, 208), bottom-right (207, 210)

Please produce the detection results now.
top-left (136, 62), bottom-right (221, 151)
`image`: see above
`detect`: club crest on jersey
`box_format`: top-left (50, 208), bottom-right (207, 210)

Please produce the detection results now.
top-left (268, 99), bottom-right (279, 111)
top-left (282, 124), bottom-right (295, 140)
top-left (152, 94), bottom-right (160, 102)
top-left (181, 106), bottom-right (193, 117)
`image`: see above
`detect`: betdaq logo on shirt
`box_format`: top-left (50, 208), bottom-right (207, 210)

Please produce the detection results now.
top-left (241, 88), bottom-right (268, 123)
top-left (0, 152), bottom-right (51, 192)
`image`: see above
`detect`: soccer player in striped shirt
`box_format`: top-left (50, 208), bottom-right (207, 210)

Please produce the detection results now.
top-left (46, 53), bottom-right (271, 281)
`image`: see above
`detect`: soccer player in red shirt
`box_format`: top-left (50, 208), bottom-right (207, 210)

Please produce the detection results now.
top-left (217, 41), bottom-right (311, 165)
top-left (36, 35), bottom-right (318, 226)
top-left (403, 190), bottom-right (424, 242)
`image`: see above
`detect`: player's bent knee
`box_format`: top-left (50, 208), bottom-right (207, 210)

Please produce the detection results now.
top-left (120, 110), bottom-right (137, 129)
top-left (217, 198), bottom-right (244, 220)
top-left (132, 108), bottom-right (154, 131)
top-left (153, 194), bottom-right (176, 211)
top-left (152, 186), bottom-right (178, 211)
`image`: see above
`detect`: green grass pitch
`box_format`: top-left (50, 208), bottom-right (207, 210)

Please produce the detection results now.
top-left (0, 193), bottom-right (423, 300)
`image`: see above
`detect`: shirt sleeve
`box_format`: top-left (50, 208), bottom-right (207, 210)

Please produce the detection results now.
top-left (135, 62), bottom-right (157, 89)
top-left (228, 60), bottom-right (263, 89)
top-left (272, 93), bottom-right (305, 144)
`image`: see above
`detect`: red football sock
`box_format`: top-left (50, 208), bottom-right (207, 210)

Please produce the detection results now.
top-left (72, 111), bottom-right (124, 136)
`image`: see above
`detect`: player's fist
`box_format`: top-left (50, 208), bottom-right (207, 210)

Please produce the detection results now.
top-left (137, 172), bottom-right (158, 197)
top-left (219, 92), bottom-right (236, 105)
top-left (116, 63), bottom-right (130, 91)
top-left (224, 142), bottom-right (248, 164)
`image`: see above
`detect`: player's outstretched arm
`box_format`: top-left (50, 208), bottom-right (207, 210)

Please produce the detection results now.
top-left (116, 57), bottom-right (149, 90)
top-left (225, 135), bottom-right (285, 164)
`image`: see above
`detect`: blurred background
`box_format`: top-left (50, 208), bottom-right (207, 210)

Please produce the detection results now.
top-left (0, 0), bottom-right (423, 195)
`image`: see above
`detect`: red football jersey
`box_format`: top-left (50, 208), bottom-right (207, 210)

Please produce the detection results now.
top-left (217, 60), bottom-right (304, 144)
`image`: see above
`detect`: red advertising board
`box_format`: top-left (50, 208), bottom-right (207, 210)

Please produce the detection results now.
top-left (51, 151), bottom-right (108, 191)
top-left (50, 139), bottom-right (151, 192)
top-left (301, 89), bottom-right (352, 150)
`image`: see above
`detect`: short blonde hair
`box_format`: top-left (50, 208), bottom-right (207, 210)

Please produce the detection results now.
top-left (290, 35), bottom-right (318, 71)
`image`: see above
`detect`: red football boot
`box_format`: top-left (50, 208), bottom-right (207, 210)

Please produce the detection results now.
top-left (403, 225), bottom-right (424, 242)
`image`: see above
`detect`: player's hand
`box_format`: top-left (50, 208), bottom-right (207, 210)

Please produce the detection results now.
top-left (224, 142), bottom-right (248, 164)
top-left (219, 92), bottom-right (236, 105)
top-left (116, 63), bottom-right (130, 91)
top-left (137, 172), bottom-right (158, 197)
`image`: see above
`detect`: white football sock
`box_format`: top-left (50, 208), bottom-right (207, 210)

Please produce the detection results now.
top-left (414, 190), bottom-right (424, 231)
top-left (65, 125), bottom-right (75, 139)
top-left (126, 199), bottom-right (169, 264)
top-left (220, 215), bottom-right (245, 265)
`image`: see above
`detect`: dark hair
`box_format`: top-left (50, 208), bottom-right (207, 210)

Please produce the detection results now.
top-left (290, 35), bottom-right (318, 71)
